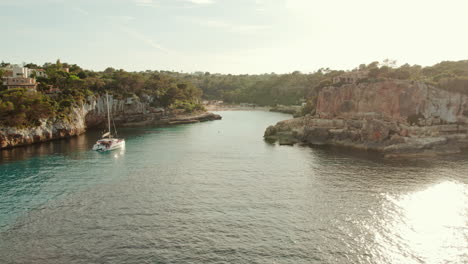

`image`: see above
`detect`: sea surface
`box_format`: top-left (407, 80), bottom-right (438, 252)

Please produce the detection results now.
top-left (0, 111), bottom-right (467, 264)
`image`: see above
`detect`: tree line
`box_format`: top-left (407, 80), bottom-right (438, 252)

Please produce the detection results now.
top-left (1, 59), bottom-right (468, 127)
top-left (0, 60), bottom-right (204, 127)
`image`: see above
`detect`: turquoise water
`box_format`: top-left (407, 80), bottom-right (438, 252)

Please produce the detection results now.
top-left (0, 111), bottom-right (467, 264)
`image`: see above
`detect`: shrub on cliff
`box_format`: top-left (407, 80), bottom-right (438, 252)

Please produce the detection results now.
top-left (437, 77), bottom-right (468, 95)
top-left (0, 89), bottom-right (55, 127)
top-left (300, 96), bottom-right (317, 116)
top-left (422, 61), bottom-right (468, 95)
top-left (170, 100), bottom-right (205, 113)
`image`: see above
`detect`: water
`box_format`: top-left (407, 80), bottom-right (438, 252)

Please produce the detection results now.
top-left (0, 111), bottom-right (467, 264)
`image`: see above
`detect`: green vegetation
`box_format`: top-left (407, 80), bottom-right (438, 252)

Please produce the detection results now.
top-left (186, 60), bottom-right (468, 115)
top-left (353, 60), bottom-right (468, 93)
top-left (0, 89), bottom-right (55, 127)
top-left (421, 61), bottom-right (468, 95)
top-left (0, 60), bottom-right (205, 127)
top-left (1, 59), bottom-right (468, 127)
top-left (185, 71), bottom-right (330, 106)
top-left (171, 100), bottom-right (206, 113)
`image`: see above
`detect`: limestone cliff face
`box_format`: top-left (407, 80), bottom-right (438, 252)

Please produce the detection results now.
top-left (0, 95), bottom-right (221, 149)
top-left (316, 80), bottom-right (468, 123)
top-left (265, 80), bottom-right (468, 157)
top-left (84, 95), bottom-right (153, 127)
top-left (0, 103), bottom-right (89, 149)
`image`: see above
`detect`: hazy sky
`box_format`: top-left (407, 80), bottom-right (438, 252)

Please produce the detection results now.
top-left (1, 0), bottom-right (467, 74)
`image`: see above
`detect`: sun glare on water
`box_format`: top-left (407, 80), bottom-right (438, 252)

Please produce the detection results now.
top-left (376, 181), bottom-right (468, 263)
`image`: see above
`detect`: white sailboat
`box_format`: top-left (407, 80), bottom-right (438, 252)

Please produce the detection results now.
top-left (92, 93), bottom-right (125, 152)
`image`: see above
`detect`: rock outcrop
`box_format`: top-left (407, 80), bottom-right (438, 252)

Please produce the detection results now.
top-left (0, 104), bottom-right (89, 149)
top-left (0, 95), bottom-right (221, 149)
top-left (84, 95), bottom-right (152, 127)
top-left (269, 105), bottom-right (302, 116)
top-left (265, 80), bottom-right (468, 157)
top-left (84, 95), bottom-right (221, 127)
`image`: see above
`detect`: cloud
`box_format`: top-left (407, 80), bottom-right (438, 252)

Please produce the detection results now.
top-left (190, 18), bottom-right (269, 34)
top-left (75, 7), bottom-right (169, 54)
top-left (0, 0), bottom-right (64, 7)
top-left (133, 0), bottom-right (158, 7)
top-left (131, 0), bottom-right (213, 8)
top-left (134, 0), bottom-right (151, 4)
top-left (185, 0), bottom-right (215, 4)
top-left (72, 6), bottom-right (90, 16)
top-left (98, 15), bottom-right (168, 53)
top-left (118, 26), bottom-right (170, 53)
top-left (106, 15), bottom-right (136, 22)
top-left (284, 0), bottom-right (314, 11)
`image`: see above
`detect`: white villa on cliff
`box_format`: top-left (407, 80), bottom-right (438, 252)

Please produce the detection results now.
top-left (1, 65), bottom-right (47, 91)
top-left (2, 77), bottom-right (37, 91)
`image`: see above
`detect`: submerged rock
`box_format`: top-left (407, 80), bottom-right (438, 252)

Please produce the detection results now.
top-left (265, 80), bottom-right (468, 157)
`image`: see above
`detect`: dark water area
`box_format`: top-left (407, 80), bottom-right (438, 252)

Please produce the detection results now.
top-left (0, 111), bottom-right (467, 264)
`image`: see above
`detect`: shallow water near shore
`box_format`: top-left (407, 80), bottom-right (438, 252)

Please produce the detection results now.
top-left (0, 111), bottom-right (467, 264)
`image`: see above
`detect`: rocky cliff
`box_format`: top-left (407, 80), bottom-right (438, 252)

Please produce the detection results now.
top-left (0, 104), bottom-right (90, 149)
top-left (0, 95), bottom-right (221, 149)
top-left (84, 95), bottom-right (152, 127)
top-left (269, 105), bottom-right (302, 116)
top-left (265, 80), bottom-right (468, 157)
top-left (85, 95), bottom-right (221, 127)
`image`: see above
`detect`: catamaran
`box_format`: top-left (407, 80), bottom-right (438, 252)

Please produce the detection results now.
top-left (92, 93), bottom-right (125, 152)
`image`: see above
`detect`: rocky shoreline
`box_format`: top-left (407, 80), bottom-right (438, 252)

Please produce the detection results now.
top-left (0, 95), bottom-right (221, 150)
top-left (118, 111), bottom-right (222, 127)
top-left (265, 80), bottom-right (468, 158)
top-left (205, 104), bottom-right (270, 111)
top-left (269, 105), bottom-right (302, 116)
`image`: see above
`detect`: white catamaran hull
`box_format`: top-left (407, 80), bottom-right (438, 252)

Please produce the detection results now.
top-left (92, 139), bottom-right (125, 152)
top-left (92, 92), bottom-right (126, 152)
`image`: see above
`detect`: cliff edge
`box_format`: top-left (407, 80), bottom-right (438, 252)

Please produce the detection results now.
top-left (0, 95), bottom-right (221, 149)
top-left (265, 80), bottom-right (468, 157)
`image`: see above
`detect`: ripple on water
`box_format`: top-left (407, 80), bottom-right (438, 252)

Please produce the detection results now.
top-left (0, 111), bottom-right (467, 264)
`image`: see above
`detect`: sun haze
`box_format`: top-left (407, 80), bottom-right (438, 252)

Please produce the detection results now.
top-left (1, 0), bottom-right (467, 73)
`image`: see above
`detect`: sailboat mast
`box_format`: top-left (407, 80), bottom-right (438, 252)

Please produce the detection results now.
top-left (106, 92), bottom-right (111, 138)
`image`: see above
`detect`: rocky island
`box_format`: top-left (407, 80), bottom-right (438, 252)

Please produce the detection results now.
top-left (265, 79), bottom-right (468, 157)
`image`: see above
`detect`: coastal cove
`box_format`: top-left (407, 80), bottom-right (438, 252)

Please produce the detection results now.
top-left (0, 94), bottom-right (221, 149)
top-left (0, 111), bottom-right (467, 264)
top-left (2, 0), bottom-right (468, 262)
